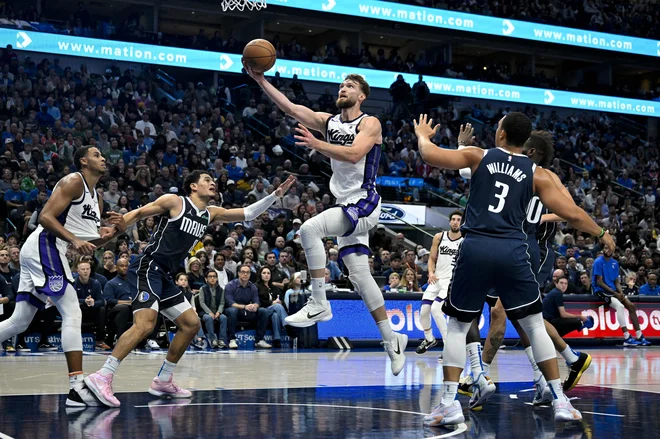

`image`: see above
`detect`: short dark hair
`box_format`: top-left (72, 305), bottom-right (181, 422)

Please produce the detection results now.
top-left (449, 210), bottom-right (463, 220)
top-left (391, 253), bottom-right (402, 261)
top-left (344, 74), bottom-right (370, 98)
top-left (214, 253), bottom-right (225, 262)
top-left (265, 251), bottom-right (276, 260)
top-left (74, 145), bottom-right (95, 170)
top-left (557, 276), bottom-right (568, 282)
top-left (523, 131), bottom-right (555, 168)
top-left (501, 112), bottom-right (532, 147)
top-left (237, 264), bottom-right (251, 274)
top-left (184, 170), bottom-right (211, 195)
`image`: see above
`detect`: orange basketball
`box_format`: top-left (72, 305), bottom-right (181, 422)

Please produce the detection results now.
top-left (243, 39), bottom-right (277, 72)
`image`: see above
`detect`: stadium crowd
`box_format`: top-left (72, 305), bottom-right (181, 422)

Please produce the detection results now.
top-left (0, 33), bottom-right (659, 354)
top-left (0, 2), bottom-right (658, 102)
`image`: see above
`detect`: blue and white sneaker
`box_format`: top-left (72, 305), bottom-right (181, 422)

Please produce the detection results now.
top-left (468, 373), bottom-right (496, 410)
top-left (637, 336), bottom-right (651, 346)
top-left (623, 337), bottom-right (642, 347)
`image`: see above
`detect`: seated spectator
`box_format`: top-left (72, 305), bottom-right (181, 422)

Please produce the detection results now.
top-left (622, 273), bottom-right (639, 296)
top-left (224, 264), bottom-right (272, 349)
top-left (577, 271), bottom-right (593, 295)
top-left (283, 272), bottom-right (307, 310)
top-left (198, 270), bottom-right (228, 349)
top-left (212, 253), bottom-right (235, 289)
top-left (98, 250), bottom-right (118, 281)
top-left (639, 272), bottom-right (660, 296)
top-left (542, 277), bottom-right (589, 337)
top-left (0, 274), bottom-right (15, 352)
top-left (256, 266), bottom-right (285, 348)
top-left (0, 248), bottom-right (18, 283)
top-left (263, 251), bottom-right (289, 291)
top-left (326, 249), bottom-right (342, 281)
top-left (74, 261), bottom-right (110, 350)
top-left (186, 257), bottom-right (205, 292)
top-left (383, 272), bottom-right (401, 292)
top-left (398, 268), bottom-right (421, 292)
top-left (103, 258), bottom-right (133, 344)
top-left (382, 253), bottom-right (404, 279)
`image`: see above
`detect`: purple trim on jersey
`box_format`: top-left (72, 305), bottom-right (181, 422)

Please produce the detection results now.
top-left (422, 299), bottom-right (434, 306)
top-left (340, 191), bottom-right (381, 236)
top-left (434, 297), bottom-right (445, 303)
top-left (360, 143), bottom-right (381, 193)
top-left (16, 293), bottom-right (46, 309)
top-left (37, 231), bottom-right (70, 297)
top-left (339, 244), bottom-right (371, 259)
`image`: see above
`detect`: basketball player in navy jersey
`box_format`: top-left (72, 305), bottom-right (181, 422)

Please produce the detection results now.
top-left (0, 145), bottom-right (126, 408)
top-left (85, 171), bottom-right (296, 407)
top-left (414, 113), bottom-right (615, 425)
top-left (245, 64), bottom-right (408, 376)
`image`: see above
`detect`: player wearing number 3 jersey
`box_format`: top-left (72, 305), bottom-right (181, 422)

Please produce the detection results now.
top-left (414, 112), bottom-right (615, 427)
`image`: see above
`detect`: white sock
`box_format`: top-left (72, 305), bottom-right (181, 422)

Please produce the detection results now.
top-left (424, 328), bottom-right (435, 342)
top-left (377, 319), bottom-right (395, 343)
top-left (623, 330), bottom-right (630, 339)
top-left (157, 359), bottom-right (177, 381)
top-left (69, 372), bottom-right (84, 391)
top-left (560, 346), bottom-right (580, 365)
top-left (636, 330), bottom-right (643, 339)
top-left (482, 362), bottom-right (491, 377)
top-left (441, 381), bottom-right (458, 406)
top-left (466, 342), bottom-right (484, 378)
top-left (100, 356), bottom-right (120, 377)
top-left (547, 378), bottom-right (568, 402)
top-left (311, 278), bottom-right (327, 305)
top-left (525, 346), bottom-right (543, 382)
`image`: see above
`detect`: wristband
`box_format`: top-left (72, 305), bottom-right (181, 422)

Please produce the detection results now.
top-left (597, 228), bottom-right (605, 238)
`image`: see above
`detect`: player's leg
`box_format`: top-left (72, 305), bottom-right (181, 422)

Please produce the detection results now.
top-left (617, 295), bottom-right (650, 345)
top-left (417, 287), bottom-right (439, 354)
top-left (343, 252), bottom-right (408, 375)
top-left (481, 297), bottom-right (506, 373)
top-left (430, 297), bottom-right (448, 340)
top-left (286, 207), bottom-right (355, 326)
top-left (0, 258), bottom-right (41, 345)
top-left (0, 300), bottom-right (38, 346)
top-left (541, 319), bottom-right (592, 391)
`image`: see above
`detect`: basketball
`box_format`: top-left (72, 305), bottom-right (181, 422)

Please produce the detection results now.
top-left (242, 39), bottom-right (276, 72)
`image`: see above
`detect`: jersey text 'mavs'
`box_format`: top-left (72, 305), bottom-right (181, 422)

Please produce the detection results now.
top-left (486, 162), bottom-right (527, 183)
top-left (181, 216), bottom-right (206, 238)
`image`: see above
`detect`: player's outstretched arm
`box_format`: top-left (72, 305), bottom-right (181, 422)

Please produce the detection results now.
top-left (209, 175), bottom-right (297, 223)
top-left (39, 174), bottom-right (95, 255)
top-left (535, 168), bottom-right (615, 249)
top-left (414, 115), bottom-right (483, 171)
top-left (243, 62), bottom-right (331, 133)
top-left (294, 117), bottom-right (381, 164)
top-left (540, 169), bottom-right (578, 224)
top-left (122, 194), bottom-right (181, 228)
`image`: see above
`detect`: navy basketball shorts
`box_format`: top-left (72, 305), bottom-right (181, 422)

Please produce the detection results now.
top-left (537, 243), bottom-right (555, 286)
top-left (593, 289), bottom-right (614, 305)
top-left (443, 234), bottom-right (543, 322)
top-left (128, 258), bottom-right (191, 320)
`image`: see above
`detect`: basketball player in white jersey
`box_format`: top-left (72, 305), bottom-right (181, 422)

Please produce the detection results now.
top-left (416, 210), bottom-right (463, 355)
top-left (0, 145), bottom-right (125, 407)
top-left (245, 64), bottom-right (408, 375)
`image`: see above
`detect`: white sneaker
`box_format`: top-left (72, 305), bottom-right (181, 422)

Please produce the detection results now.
top-left (229, 339), bottom-right (238, 349)
top-left (255, 340), bottom-right (272, 349)
top-left (423, 400), bottom-right (465, 427)
top-left (532, 379), bottom-right (553, 406)
top-left (147, 340), bottom-right (161, 350)
top-left (382, 332), bottom-right (408, 376)
top-left (468, 373), bottom-right (496, 410)
top-left (552, 399), bottom-right (582, 422)
top-left (284, 297), bottom-right (332, 328)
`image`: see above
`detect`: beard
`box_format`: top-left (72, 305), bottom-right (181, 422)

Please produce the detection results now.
top-left (336, 96), bottom-right (356, 109)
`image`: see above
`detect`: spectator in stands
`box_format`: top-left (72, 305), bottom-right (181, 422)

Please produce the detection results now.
top-left (103, 258), bottom-right (133, 344)
top-left (74, 261), bottom-right (110, 350)
top-left (263, 251), bottom-right (289, 291)
top-left (542, 277), bottom-right (589, 337)
top-left (326, 248), bottom-right (342, 281)
top-left (0, 248), bottom-right (18, 282)
top-left (283, 272), bottom-right (306, 310)
top-left (0, 274), bottom-right (15, 352)
top-left (198, 270), bottom-right (228, 349)
top-left (639, 272), bottom-right (660, 296)
top-left (623, 273), bottom-right (639, 296)
top-left (256, 266), bottom-right (285, 348)
top-left (224, 264), bottom-right (272, 349)
top-left (545, 269), bottom-right (580, 295)
top-left (382, 253), bottom-right (403, 279)
top-left (577, 271), bottom-right (593, 295)
top-left (212, 253), bottom-right (234, 289)
top-left (384, 272), bottom-right (401, 292)
top-left (398, 268), bottom-right (421, 292)
top-left (186, 257), bottom-right (205, 292)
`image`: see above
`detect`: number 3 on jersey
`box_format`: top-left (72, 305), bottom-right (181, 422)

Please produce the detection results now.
top-left (488, 181), bottom-right (509, 213)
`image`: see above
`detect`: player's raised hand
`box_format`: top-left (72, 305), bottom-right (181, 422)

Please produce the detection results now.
top-left (274, 175), bottom-right (297, 197)
top-left (600, 230), bottom-right (616, 253)
top-left (72, 238), bottom-right (96, 256)
top-left (294, 124), bottom-right (320, 149)
top-left (413, 114), bottom-right (439, 140)
top-left (98, 226), bottom-right (116, 240)
top-left (106, 211), bottom-right (127, 232)
top-left (458, 123), bottom-right (476, 146)
top-left (242, 59), bottom-right (265, 82)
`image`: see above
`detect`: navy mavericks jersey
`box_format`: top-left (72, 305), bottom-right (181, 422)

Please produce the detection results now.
top-left (536, 206), bottom-right (557, 255)
top-left (462, 147), bottom-right (536, 240)
top-left (525, 197), bottom-right (557, 251)
top-left (140, 197), bottom-right (210, 274)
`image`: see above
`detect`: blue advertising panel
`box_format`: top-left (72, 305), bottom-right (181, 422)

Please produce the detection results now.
top-left (270, 0), bottom-right (660, 58)
top-left (3, 28), bottom-right (658, 117)
top-left (317, 297), bottom-right (519, 340)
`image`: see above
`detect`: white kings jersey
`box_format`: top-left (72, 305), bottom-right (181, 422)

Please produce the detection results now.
top-left (434, 232), bottom-right (463, 281)
top-left (325, 113), bottom-right (381, 204)
top-left (32, 172), bottom-right (101, 252)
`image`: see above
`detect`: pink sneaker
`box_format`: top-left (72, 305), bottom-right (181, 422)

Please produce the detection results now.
top-left (84, 373), bottom-right (121, 408)
top-left (148, 376), bottom-right (192, 398)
